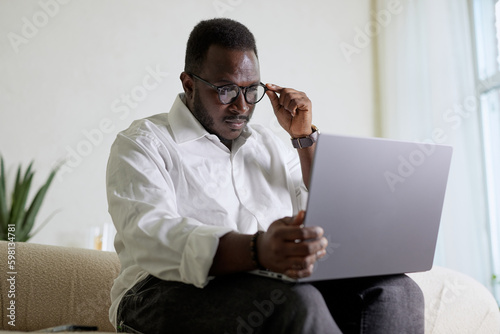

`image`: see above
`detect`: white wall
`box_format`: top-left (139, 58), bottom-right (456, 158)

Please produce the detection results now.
top-left (0, 0), bottom-right (375, 248)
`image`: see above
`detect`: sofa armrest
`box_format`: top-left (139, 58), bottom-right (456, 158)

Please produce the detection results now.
top-left (0, 241), bottom-right (120, 332)
top-left (408, 266), bottom-right (500, 334)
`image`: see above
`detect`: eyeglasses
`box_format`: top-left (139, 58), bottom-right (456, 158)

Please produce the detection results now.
top-left (189, 73), bottom-right (267, 105)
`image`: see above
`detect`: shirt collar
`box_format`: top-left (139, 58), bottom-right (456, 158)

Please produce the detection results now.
top-left (168, 93), bottom-right (253, 146)
top-left (168, 93), bottom-right (209, 144)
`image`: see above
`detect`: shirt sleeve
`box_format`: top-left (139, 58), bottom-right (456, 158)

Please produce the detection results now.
top-left (106, 131), bottom-right (233, 288)
top-left (271, 129), bottom-right (309, 212)
top-left (287, 145), bottom-right (309, 211)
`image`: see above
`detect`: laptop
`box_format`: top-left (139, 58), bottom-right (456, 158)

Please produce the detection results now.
top-left (251, 133), bottom-right (453, 282)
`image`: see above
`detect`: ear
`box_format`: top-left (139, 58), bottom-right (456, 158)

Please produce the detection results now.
top-left (180, 72), bottom-right (195, 101)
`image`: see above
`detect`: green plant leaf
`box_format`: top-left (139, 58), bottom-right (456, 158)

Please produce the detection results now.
top-left (20, 167), bottom-right (58, 241)
top-left (22, 161), bottom-right (34, 185)
top-left (0, 156), bottom-right (9, 239)
top-left (0, 158), bottom-right (59, 242)
top-left (17, 173), bottom-right (34, 231)
top-left (0, 156), bottom-right (4, 193)
top-left (9, 165), bottom-right (33, 233)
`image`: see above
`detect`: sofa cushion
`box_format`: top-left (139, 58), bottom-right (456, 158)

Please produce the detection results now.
top-left (0, 241), bottom-right (120, 332)
top-left (408, 266), bottom-right (500, 333)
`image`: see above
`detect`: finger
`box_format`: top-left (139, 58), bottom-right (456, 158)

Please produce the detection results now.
top-left (265, 88), bottom-right (280, 110)
top-left (279, 91), bottom-right (300, 113)
top-left (283, 237), bottom-right (328, 257)
top-left (286, 249), bottom-right (326, 274)
top-left (278, 225), bottom-right (324, 242)
top-left (285, 264), bottom-right (314, 279)
top-left (265, 83), bottom-right (284, 93)
top-left (287, 256), bottom-right (309, 270)
top-left (273, 216), bottom-right (294, 227)
top-left (276, 89), bottom-right (299, 107)
top-left (287, 247), bottom-right (326, 269)
top-left (283, 210), bottom-right (305, 226)
top-left (266, 84), bottom-right (301, 115)
top-left (316, 248), bottom-right (327, 260)
top-left (282, 92), bottom-right (311, 116)
top-left (265, 84), bottom-right (285, 111)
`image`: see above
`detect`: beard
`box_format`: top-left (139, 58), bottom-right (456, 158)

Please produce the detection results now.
top-left (192, 91), bottom-right (215, 133)
top-left (191, 91), bottom-right (254, 143)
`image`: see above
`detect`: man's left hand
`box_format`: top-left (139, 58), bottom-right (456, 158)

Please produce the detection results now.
top-left (266, 84), bottom-right (313, 138)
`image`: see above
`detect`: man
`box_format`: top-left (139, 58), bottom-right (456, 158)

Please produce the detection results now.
top-left (106, 18), bottom-right (424, 333)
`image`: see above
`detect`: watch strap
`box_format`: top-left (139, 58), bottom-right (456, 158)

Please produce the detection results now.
top-left (291, 125), bottom-right (319, 149)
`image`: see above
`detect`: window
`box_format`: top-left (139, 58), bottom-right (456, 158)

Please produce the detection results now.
top-left (471, 0), bottom-right (500, 300)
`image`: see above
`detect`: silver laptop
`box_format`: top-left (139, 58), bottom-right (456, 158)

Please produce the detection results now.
top-left (251, 133), bottom-right (453, 282)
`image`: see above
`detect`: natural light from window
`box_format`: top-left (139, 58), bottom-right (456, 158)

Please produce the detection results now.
top-left (474, 0), bottom-right (500, 301)
top-left (472, 0), bottom-right (500, 301)
top-left (497, 1), bottom-right (500, 70)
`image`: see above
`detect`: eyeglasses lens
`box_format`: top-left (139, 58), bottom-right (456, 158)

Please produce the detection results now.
top-left (219, 86), bottom-right (239, 104)
top-left (219, 85), bottom-right (266, 104)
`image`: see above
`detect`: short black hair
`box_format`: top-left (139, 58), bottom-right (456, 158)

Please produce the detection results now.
top-left (184, 18), bottom-right (258, 74)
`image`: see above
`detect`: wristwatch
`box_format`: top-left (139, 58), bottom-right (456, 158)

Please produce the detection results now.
top-left (291, 125), bottom-right (320, 149)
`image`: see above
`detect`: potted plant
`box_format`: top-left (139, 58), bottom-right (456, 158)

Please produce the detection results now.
top-left (0, 156), bottom-right (58, 242)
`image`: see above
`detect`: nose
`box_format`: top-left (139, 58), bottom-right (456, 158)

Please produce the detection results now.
top-left (229, 91), bottom-right (250, 114)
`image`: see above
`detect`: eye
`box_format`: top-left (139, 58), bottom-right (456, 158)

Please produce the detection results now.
top-left (247, 85), bottom-right (259, 93)
top-left (246, 86), bottom-right (259, 98)
top-left (245, 85), bottom-right (266, 103)
top-left (218, 85), bottom-right (239, 103)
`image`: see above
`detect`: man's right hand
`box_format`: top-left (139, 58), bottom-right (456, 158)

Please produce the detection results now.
top-left (258, 211), bottom-right (328, 279)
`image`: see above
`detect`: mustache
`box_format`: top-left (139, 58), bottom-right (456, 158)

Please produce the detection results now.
top-left (224, 115), bottom-right (250, 122)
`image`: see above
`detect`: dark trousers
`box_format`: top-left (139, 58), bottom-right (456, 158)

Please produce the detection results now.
top-left (116, 273), bottom-right (424, 334)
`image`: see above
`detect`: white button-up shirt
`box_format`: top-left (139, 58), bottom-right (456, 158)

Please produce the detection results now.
top-left (106, 93), bottom-right (308, 326)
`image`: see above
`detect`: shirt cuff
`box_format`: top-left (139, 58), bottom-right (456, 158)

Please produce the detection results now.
top-left (179, 225), bottom-right (234, 288)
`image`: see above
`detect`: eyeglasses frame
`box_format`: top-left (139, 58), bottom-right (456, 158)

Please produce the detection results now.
top-left (188, 73), bottom-right (268, 105)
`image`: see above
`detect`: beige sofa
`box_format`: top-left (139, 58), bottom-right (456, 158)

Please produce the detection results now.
top-left (0, 241), bottom-right (499, 333)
